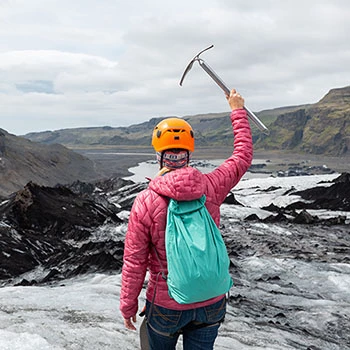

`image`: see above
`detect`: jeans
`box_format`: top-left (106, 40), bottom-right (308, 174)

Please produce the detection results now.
top-left (145, 297), bottom-right (226, 350)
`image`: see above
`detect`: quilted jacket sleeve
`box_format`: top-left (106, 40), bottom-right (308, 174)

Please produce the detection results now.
top-left (205, 108), bottom-right (253, 204)
top-left (120, 190), bottom-right (152, 319)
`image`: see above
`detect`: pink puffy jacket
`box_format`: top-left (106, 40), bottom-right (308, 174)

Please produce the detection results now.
top-left (120, 109), bottom-right (253, 319)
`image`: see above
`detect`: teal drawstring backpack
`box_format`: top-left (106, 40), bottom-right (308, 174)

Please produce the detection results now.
top-left (164, 195), bottom-right (233, 304)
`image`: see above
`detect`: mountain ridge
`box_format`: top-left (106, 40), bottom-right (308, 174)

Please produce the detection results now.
top-left (23, 86), bottom-right (350, 156)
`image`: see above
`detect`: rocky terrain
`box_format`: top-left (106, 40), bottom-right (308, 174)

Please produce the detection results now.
top-left (0, 178), bottom-right (141, 284)
top-left (0, 172), bottom-right (349, 286)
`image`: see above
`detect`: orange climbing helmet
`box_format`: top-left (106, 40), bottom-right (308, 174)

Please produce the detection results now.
top-left (151, 118), bottom-right (195, 152)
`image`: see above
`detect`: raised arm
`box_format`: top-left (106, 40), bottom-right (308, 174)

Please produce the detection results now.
top-left (205, 89), bottom-right (253, 204)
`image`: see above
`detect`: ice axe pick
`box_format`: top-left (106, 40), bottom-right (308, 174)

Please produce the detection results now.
top-left (179, 45), bottom-right (269, 135)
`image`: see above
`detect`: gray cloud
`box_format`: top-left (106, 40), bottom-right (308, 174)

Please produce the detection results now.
top-left (0, 0), bottom-right (349, 134)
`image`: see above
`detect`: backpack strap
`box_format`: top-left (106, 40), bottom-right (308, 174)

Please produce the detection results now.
top-left (146, 246), bottom-right (167, 319)
top-left (153, 246), bottom-right (167, 281)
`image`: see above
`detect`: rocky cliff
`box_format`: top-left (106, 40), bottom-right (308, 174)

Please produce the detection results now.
top-left (255, 86), bottom-right (350, 156)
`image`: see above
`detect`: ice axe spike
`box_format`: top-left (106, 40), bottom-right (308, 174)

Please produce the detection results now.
top-left (180, 45), bottom-right (269, 135)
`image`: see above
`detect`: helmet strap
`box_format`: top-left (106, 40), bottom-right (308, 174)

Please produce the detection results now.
top-left (160, 151), bottom-right (165, 169)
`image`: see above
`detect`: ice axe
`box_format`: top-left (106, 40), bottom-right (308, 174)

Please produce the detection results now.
top-left (179, 45), bottom-right (269, 135)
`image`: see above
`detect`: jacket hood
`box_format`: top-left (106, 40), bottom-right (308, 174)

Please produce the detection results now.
top-left (148, 167), bottom-right (206, 201)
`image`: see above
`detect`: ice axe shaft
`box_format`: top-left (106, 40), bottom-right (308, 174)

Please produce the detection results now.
top-left (180, 45), bottom-right (269, 135)
top-left (199, 59), bottom-right (269, 134)
top-left (198, 59), bottom-right (231, 96)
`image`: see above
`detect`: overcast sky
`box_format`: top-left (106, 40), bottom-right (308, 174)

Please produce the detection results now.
top-left (1, 0), bottom-right (349, 135)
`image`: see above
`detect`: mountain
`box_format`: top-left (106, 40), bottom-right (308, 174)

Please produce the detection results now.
top-left (21, 109), bottom-right (289, 148)
top-left (23, 86), bottom-right (350, 156)
top-left (0, 129), bottom-right (101, 198)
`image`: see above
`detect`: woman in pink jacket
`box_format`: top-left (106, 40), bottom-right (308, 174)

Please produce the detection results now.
top-left (120, 89), bottom-right (253, 349)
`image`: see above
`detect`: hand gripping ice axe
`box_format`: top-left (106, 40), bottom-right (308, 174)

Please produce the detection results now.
top-left (179, 45), bottom-right (269, 135)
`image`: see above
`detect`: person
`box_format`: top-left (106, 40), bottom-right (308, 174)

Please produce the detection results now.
top-left (120, 89), bottom-right (253, 349)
